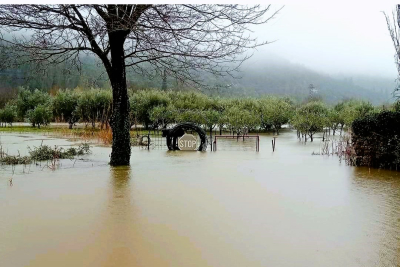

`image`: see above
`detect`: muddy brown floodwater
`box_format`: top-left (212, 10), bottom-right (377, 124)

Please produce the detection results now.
top-left (0, 131), bottom-right (399, 267)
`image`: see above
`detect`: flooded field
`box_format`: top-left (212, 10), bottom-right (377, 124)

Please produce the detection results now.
top-left (0, 131), bottom-right (399, 267)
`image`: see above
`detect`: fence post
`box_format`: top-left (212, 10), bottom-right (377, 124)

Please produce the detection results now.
top-left (257, 136), bottom-right (260, 152)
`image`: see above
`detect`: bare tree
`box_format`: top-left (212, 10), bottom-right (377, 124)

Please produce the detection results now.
top-left (0, 4), bottom-right (280, 165)
top-left (384, 5), bottom-right (400, 98)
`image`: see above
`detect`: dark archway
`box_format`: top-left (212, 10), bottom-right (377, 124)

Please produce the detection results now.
top-left (162, 123), bottom-right (208, 151)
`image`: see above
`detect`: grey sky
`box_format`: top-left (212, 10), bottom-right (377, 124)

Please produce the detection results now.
top-left (248, 1), bottom-right (398, 78)
top-left (3, 1), bottom-right (398, 79)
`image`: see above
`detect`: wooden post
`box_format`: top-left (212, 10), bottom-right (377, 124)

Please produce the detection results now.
top-left (272, 137), bottom-right (276, 152)
top-left (147, 133), bottom-right (150, 150)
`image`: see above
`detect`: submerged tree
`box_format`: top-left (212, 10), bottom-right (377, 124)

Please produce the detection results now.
top-left (292, 101), bottom-right (328, 142)
top-left (0, 4), bottom-right (279, 165)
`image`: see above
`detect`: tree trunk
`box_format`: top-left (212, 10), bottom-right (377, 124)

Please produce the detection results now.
top-left (108, 32), bottom-right (131, 166)
top-left (209, 127), bottom-right (212, 151)
top-left (69, 122), bottom-right (73, 129)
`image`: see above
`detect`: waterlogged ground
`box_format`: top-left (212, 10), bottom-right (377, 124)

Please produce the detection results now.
top-left (0, 131), bottom-right (399, 267)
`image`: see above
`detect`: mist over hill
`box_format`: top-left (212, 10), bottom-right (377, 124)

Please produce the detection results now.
top-left (0, 53), bottom-right (396, 105)
top-left (200, 54), bottom-right (396, 104)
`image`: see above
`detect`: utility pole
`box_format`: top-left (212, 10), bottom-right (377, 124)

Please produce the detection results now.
top-left (161, 69), bottom-right (167, 91)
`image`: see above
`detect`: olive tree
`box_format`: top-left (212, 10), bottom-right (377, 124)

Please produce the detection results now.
top-left (76, 89), bottom-right (112, 129)
top-left (0, 4), bottom-right (278, 165)
top-left (53, 90), bottom-right (79, 129)
top-left (258, 96), bottom-right (293, 134)
top-left (223, 106), bottom-right (259, 136)
top-left (15, 88), bottom-right (51, 121)
top-left (0, 103), bottom-right (17, 127)
top-left (341, 100), bottom-right (375, 130)
top-left (210, 97), bottom-right (228, 135)
top-left (149, 104), bottom-right (176, 129)
top-left (177, 109), bottom-right (204, 126)
top-left (27, 104), bottom-right (53, 128)
top-left (201, 109), bottom-right (220, 139)
top-left (130, 89), bottom-right (170, 129)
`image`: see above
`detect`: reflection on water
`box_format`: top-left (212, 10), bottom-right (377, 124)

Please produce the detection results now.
top-left (0, 131), bottom-right (399, 267)
top-left (101, 166), bottom-right (134, 266)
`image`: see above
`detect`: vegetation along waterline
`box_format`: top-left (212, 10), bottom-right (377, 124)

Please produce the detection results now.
top-left (0, 5), bottom-right (283, 166)
top-left (0, 87), bottom-right (399, 171)
top-left (0, 88), bottom-right (394, 135)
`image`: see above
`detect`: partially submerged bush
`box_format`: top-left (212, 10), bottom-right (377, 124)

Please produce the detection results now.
top-left (28, 143), bottom-right (91, 161)
top-left (0, 155), bottom-right (32, 165)
top-left (0, 143), bottom-right (91, 165)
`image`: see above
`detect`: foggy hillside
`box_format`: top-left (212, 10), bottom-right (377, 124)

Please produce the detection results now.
top-left (202, 55), bottom-right (396, 104)
top-left (0, 53), bottom-right (396, 105)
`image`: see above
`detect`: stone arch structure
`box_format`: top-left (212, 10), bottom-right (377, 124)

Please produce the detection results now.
top-left (162, 123), bottom-right (208, 151)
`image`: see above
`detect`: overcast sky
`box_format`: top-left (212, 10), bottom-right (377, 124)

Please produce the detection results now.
top-left (3, 1), bottom-right (398, 80)
top-left (247, 1), bottom-right (399, 78)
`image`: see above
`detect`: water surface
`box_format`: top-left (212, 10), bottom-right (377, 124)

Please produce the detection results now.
top-left (0, 131), bottom-right (399, 267)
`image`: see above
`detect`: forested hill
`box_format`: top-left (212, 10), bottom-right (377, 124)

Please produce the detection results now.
top-left (0, 54), bottom-right (396, 105)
